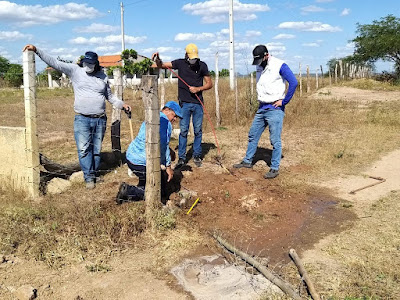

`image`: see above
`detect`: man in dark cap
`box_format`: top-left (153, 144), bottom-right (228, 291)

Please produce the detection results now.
top-left (23, 44), bottom-right (131, 189)
top-left (233, 45), bottom-right (298, 179)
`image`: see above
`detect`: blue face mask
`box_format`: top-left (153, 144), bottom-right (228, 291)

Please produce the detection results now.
top-left (83, 62), bottom-right (95, 73)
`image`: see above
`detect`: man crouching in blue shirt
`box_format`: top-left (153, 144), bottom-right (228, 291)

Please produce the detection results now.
top-left (233, 45), bottom-right (298, 179)
top-left (116, 101), bottom-right (182, 204)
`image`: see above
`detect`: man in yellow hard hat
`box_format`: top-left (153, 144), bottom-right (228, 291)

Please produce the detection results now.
top-left (152, 43), bottom-right (213, 168)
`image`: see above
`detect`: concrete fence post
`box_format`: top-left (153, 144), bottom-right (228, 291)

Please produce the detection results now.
top-left (159, 69), bottom-right (165, 108)
top-left (299, 63), bottom-right (302, 97)
top-left (47, 68), bottom-right (53, 89)
top-left (142, 75), bottom-right (161, 227)
top-left (215, 52), bottom-right (221, 128)
top-left (23, 50), bottom-right (40, 198)
top-left (111, 68), bottom-right (123, 164)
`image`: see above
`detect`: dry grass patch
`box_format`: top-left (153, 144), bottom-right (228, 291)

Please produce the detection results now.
top-left (310, 191), bottom-right (400, 299)
top-left (0, 186), bottom-right (146, 268)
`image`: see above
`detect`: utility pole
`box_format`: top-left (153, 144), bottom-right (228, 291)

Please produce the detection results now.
top-left (229, 0), bottom-right (235, 90)
top-left (120, 2), bottom-right (125, 52)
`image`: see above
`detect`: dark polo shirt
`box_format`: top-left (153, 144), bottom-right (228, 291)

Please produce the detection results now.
top-left (171, 58), bottom-right (210, 104)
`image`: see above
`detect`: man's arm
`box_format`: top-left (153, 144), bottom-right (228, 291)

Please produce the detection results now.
top-left (280, 63), bottom-right (298, 106)
top-left (189, 75), bottom-right (213, 94)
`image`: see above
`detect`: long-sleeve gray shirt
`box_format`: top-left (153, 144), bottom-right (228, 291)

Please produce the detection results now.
top-left (36, 48), bottom-right (124, 115)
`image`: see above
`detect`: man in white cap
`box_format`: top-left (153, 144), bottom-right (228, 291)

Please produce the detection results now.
top-left (151, 43), bottom-right (213, 168)
top-left (233, 45), bottom-right (298, 179)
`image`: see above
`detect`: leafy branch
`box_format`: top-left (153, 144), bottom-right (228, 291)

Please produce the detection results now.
top-left (106, 49), bottom-right (152, 77)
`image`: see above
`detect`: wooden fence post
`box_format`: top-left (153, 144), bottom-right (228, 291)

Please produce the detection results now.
top-left (23, 50), bottom-right (40, 198)
top-left (306, 65), bottom-right (310, 93)
top-left (329, 69), bottom-right (332, 86)
top-left (142, 75), bottom-right (161, 227)
top-left (315, 69), bottom-right (319, 90)
top-left (299, 63), bottom-right (302, 97)
top-left (235, 73), bottom-right (238, 120)
top-left (320, 65), bottom-right (324, 87)
top-left (250, 71), bottom-right (254, 100)
top-left (111, 68), bottom-right (123, 164)
top-left (215, 52), bottom-right (221, 128)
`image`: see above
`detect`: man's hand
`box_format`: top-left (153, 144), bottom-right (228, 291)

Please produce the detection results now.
top-left (122, 104), bottom-right (131, 112)
top-left (166, 166), bottom-right (174, 182)
top-left (189, 86), bottom-right (201, 94)
top-left (272, 100), bottom-right (283, 108)
top-left (23, 44), bottom-right (36, 53)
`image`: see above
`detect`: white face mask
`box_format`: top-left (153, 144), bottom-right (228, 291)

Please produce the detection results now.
top-left (83, 62), bottom-right (95, 73)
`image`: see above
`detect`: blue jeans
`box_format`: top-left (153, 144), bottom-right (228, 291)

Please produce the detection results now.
top-left (74, 114), bottom-right (107, 182)
top-left (243, 109), bottom-right (284, 170)
top-left (178, 102), bottom-right (203, 159)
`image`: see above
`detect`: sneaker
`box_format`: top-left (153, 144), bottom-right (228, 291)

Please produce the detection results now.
top-left (86, 181), bottom-right (95, 189)
top-left (115, 182), bottom-right (128, 205)
top-left (264, 169), bottom-right (279, 179)
top-left (95, 177), bottom-right (104, 184)
top-left (193, 156), bottom-right (202, 167)
top-left (233, 161), bottom-right (252, 169)
top-left (175, 158), bottom-right (186, 169)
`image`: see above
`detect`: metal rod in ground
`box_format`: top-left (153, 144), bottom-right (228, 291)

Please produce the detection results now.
top-left (289, 248), bottom-right (320, 300)
top-left (213, 234), bottom-right (302, 300)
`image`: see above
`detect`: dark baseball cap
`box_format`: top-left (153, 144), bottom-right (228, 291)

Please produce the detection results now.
top-left (252, 45), bottom-right (268, 65)
top-left (82, 51), bottom-right (99, 64)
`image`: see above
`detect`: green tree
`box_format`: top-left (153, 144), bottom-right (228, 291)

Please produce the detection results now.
top-left (0, 56), bottom-right (10, 76)
top-left (353, 14), bottom-right (400, 75)
top-left (4, 64), bottom-right (23, 87)
top-left (209, 70), bottom-right (216, 77)
top-left (219, 68), bottom-right (229, 77)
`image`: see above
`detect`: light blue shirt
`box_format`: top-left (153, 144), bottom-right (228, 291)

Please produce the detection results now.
top-left (36, 48), bottom-right (124, 115)
top-left (126, 112), bottom-right (172, 167)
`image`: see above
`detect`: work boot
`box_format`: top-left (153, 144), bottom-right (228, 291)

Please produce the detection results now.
top-left (175, 158), bottom-right (186, 169)
top-left (193, 156), bottom-right (202, 167)
top-left (115, 182), bottom-right (128, 205)
top-left (233, 161), bottom-right (252, 169)
top-left (264, 169), bottom-right (279, 179)
top-left (86, 181), bottom-right (95, 189)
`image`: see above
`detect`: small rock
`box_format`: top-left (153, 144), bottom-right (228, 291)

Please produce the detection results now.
top-left (47, 178), bottom-right (71, 194)
top-left (14, 285), bottom-right (37, 300)
top-left (240, 194), bottom-right (259, 210)
top-left (69, 171), bottom-right (84, 183)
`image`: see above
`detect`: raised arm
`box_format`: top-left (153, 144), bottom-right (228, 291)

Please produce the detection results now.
top-left (23, 44), bottom-right (76, 77)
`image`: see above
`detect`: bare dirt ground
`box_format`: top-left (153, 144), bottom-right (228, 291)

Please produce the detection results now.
top-left (1, 85), bottom-right (399, 299)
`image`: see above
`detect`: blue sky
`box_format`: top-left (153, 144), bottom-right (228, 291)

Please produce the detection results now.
top-left (0, 0), bottom-right (398, 74)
